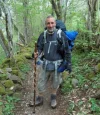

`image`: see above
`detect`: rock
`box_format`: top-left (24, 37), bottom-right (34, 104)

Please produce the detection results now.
top-left (13, 92), bottom-right (22, 98)
top-left (84, 84), bottom-right (89, 90)
top-left (0, 69), bottom-right (3, 74)
top-left (92, 90), bottom-right (100, 99)
top-left (72, 78), bottom-right (79, 88)
top-left (94, 63), bottom-right (100, 73)
top-left (7, 72), bottom-right (23, 85)
top-left (85, 71), bottom-right (95, 80)
top-left (5, 88), bottom-right (13, 95)
top-left (6, 68), bottom-right (12, 72)
top-left (11, 84), bottom-right (22, 92)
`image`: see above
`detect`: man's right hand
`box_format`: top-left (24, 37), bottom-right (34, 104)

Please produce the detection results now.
top-left (34, 52), bottom-right (38, 58)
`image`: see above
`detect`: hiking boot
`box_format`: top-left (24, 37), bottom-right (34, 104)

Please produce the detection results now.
top-left (35, 96), bottom-right (43, 106)
top-left (50, 94), bottom-right (57, 109)
top-left (28, 96), bottom-right (43, 107)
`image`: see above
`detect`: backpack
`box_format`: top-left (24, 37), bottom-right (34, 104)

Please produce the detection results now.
top-left (37, 29), bottom-right (70, 73)
top-left (56, 20), bottom-right (66, 31)
top-left (56, 20), bottom-right (78, 50)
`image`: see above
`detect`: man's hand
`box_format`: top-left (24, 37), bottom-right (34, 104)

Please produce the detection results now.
top-left (34, 52), bottom-right (38, 59)
top-left (67, 63), bottom-right (72, 73)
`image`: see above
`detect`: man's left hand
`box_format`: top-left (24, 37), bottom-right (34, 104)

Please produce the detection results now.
top-left (66, 63), bottom-right (72, 73)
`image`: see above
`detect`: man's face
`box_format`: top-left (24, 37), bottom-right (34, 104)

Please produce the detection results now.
top-left (45, 17), bottom-right (56, 32)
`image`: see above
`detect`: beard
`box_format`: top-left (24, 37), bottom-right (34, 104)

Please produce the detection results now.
top-left (47, 27), bottom-right (56, 33)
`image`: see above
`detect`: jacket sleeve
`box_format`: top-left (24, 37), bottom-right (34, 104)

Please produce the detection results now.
top-left (61, 32), bottom-right (71, 64)
top-left (37, 32), bottom-right (44, 55)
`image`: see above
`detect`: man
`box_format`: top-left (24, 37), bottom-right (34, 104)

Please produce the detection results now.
top-left (34, 15), bottom-right (71, 108)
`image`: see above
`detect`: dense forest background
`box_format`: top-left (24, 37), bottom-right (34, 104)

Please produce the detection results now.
top-left (0, 0), bottom-right (100, 115)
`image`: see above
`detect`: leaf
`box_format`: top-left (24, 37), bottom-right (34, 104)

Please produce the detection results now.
top-left (0, 101), bottom-right (3, 106)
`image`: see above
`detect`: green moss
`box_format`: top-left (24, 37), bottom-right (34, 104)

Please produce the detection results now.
top-left (1, 58), bottom-right (10, 64)
top-left (86, 71), bottom-right (95, 80)
top-left (0, 86), bottom-right (6, 95)
top-left (20, 47), bottom-right (32, 53)
top-left (0, 73), bottom-right (7, 80)
top-left (1, 58), bottom-right (15, 68)
top-left (97, 63), bottom-right (100, 72)
top-left (14, 54), bottom-right (27, 63)
top-left (23, 53), bottom-right (32, 59)
top-left (11, 70), bottom-right (19, 76)
top-left (3, 80), bottom-right (14, 88)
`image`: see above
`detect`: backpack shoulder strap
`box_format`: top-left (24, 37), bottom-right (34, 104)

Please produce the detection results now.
top-left (57, 29), bottom-right (66, 51)
top-left (44, 30), bottom-right (47, 43)
top-left (57, 29), bottom-right (62, 38)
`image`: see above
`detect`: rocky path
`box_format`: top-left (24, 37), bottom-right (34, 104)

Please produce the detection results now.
top-left (13, 62), bottom-right (69, 115)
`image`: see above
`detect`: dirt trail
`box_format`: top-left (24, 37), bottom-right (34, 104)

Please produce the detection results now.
top-left (13, 61), bottom-right (69, 115)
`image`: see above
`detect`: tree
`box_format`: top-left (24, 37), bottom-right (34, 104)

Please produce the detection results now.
top-left (23, 0), bottom-right (30, 45)
top-left (87, 0), bottom-right (98, 33)
top-left (0, 29), bottom-right (10, 58)
top-left (49, 0), bottom-right (70, 22)
top-left (0, 0), bottom-right (13, 58)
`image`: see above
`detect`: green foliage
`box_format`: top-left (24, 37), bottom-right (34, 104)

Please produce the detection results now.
top-left (91, 74), bottom-right (100, 89)
top-left (61, 78), bottom-right (73, 94)
top-left (67, 101), bottom-right (75, 113)
top-left (2, 95), bottom-right (20, 115)
top-left (89, 98), bottom-right (100, 113)
top-left (19, 63), bottom-right (31, 73)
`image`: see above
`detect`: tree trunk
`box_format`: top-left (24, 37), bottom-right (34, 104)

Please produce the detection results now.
top-left (87, 0), bottom-right (97, 33)
top-left (23, 0), bottom-right (29, 45)
top-left (1, 0), bottom-right (13, 58)
top-left (49, 0), bottom-right (69, 22)
top-left (0, 29), bottom-right (10, 58)
top-left (63, 0), bottom-right (68, 23)
top-left (49, 0), bottom-right (62, 20)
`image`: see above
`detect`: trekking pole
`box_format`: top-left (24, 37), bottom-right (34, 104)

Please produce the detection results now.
top-left (33, 41), bottom-right (37, 114)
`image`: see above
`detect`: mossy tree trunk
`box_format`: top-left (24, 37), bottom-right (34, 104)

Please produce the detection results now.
top-left (0, 29), bottom-right (10, 58)
top-left (0, 0), bottom-right (13, 58)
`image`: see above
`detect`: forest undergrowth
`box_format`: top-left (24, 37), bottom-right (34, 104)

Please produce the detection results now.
top-left (0, 41), bottom-right (100, 115)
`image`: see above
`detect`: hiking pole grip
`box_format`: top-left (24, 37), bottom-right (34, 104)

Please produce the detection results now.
top-left (33, 41), bottom-right (37, 113)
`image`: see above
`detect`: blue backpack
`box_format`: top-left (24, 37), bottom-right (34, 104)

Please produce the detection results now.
top-left (64, 31), bottom-right (78, 50)
top-left (56, 20), bottom-right (78, 50)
